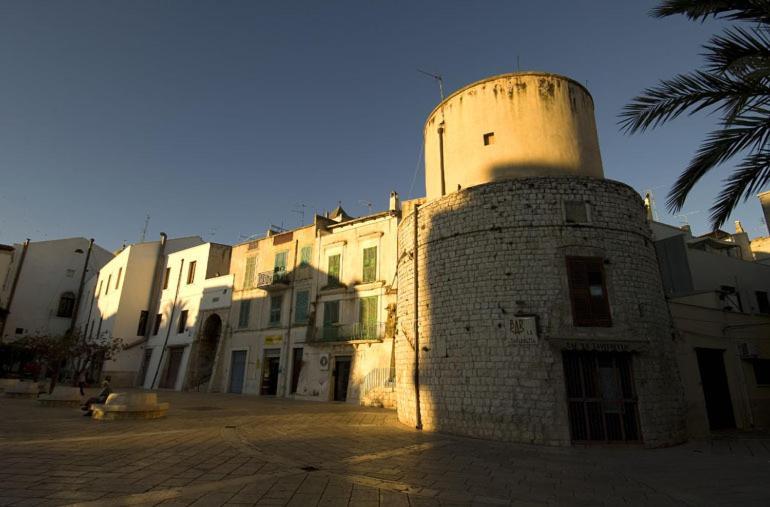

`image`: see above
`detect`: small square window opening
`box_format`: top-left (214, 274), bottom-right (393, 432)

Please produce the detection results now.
top-left (483, 132), bottom-right (495, 146)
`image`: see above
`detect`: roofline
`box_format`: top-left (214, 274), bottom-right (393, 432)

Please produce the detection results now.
top-left (327, 210), bottom-right (397, 229)
top-left (424, 71), bottom-right (594, 130)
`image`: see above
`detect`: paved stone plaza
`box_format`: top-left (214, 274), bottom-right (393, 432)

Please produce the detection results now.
top-left (0, 391), bottom-right (769, 506)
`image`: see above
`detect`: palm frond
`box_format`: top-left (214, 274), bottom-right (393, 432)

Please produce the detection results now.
top-left (619, 70), bottom-right (768, 133)
top-left (667, 109), bottom-right (770, 212)
top-left (708, 150), bottom-right (770, 227)
top-left (652, 0), bottom-right (770, 23)
top-left (704, 26), bottom-right (770, 77)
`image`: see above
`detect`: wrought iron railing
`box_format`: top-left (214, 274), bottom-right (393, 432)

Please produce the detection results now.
top-left (318, 322), bottom-right (385, 342)
top-left (360, 367), bottom-right (395, 399)
top-left (257, 270), bottom-right (291, 288)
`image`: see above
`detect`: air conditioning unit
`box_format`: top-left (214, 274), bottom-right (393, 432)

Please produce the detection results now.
top-left (319, 353), bottom-right (330, 371)
top-left (739, 342), bottom-right (760, 359)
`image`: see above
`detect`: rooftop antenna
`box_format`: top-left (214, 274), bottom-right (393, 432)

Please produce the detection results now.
top-left (291, 203), bottom-right (307, 227)
top-left (270, 223), bottom-right (288, 233)
top-left (516, 55), bottom-right (520, 71)
top-left (139, 213), bottom-right (151, 242)
top-left (676, 210), bottom-right (702, 226)
top-left (358, 200), bottom-right (373, 215)
top-left (417, 69), bottom-right (445, 101)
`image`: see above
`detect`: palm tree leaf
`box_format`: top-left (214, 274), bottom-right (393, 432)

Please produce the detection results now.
top-left (619, 70), bottom-right (768, 133)
top-left (667, 110), bottom-right (770, 212)
top-left (708, 150), bottom-right (770, 227)
top-left (652, 0), bottom-right (770, 23)
top-left (704, 26), bottom-right (770, 78)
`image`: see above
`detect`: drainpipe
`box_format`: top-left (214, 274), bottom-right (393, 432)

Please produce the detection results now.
top-left (69, 238), bottom-right (94, 337)
top-left (282, 238), bottom-right (300, 397)
top-left (151, 257), bottom-right (184, 389)
top-left (140, 233), bottom-right (168, 346)
top-left (413, 205), bottom-right (423, 430)
top-left (437, 122), bottom-right (446, 197)
top-left (0, 238), bottom-right (30, 342)
top-left (83, 270), bottom-right (99, 341)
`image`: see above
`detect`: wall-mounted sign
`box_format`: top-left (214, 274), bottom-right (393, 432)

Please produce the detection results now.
top-left (497, 316), bottom-right (538, 344)
top-left (264, 335), bottom-right (283, 345)
top-left (319, 353), bottom-right (330, 371)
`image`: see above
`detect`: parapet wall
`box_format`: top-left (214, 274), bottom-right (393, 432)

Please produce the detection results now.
top-left (395, 177), bottom-right (686, 446)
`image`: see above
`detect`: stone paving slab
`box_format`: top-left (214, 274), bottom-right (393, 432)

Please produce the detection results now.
top-left (0, 390), bottom-right (769, 506)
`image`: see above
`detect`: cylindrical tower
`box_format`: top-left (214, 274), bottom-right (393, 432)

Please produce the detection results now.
top-left (424, 72), bottom-right (603, 200)
top-left (396, 73), bottom-right (685, 447)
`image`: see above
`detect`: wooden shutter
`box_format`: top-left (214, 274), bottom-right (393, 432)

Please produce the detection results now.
top-left (244, 256), bottom-right (256, 289)
top-left (363, 247), bottom-right (377, 283)
top-left (566, 256), bottom-right (611, 327)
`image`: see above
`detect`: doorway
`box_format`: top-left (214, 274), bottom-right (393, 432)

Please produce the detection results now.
top-left (228, 350), bottom-right (247, 394)
top-left (562, 351), bottom-right (641, 443)
top-left (333, 356), bottom-right (352, 402)
top-left (159, 347), bottom-right (185, 389)
top-left (696, 348), bottom-right (736, 430)
top-left (261, 349), bottom-right (281, 396)
top-left (190, 314), bottom-right (222, 389)
top-left (290, 348), bottom-right (303, 394)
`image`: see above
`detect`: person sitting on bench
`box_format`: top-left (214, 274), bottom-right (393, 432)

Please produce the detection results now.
top-left (81, 377), bottom-right (111, 416)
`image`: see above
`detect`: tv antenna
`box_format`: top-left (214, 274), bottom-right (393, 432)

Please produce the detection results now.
top-left (270, 223), bottom-right (287, 233)
top-left (291, 203), bottom-right (307, 227)
top-left (676, 210), bottom-right (702, 226)
top-left (418, 69), bottom-right (445, 100)
top-left (139, 213), bottom-right (151, 242)
top-left (358, 200), bottom-right (373, 215)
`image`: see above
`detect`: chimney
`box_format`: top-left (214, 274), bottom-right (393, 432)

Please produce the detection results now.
top-left (389, 191), bottom-right (401, 212)
top-left (759, 191), bottom-right (770, 236)
top-left (680, 224), bottom-right (692, 234)
top-left (735, 220), bottom-right (745, 234)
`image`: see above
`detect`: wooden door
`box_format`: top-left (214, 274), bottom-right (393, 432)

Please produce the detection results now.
top-left (228, 350), bottom-right (247, 394)
top-left (333, 356), bottom-right (352, 402)
top-left (160, 347), bottom-right (184, 389)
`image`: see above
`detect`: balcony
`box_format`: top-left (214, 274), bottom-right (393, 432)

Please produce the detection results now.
top-left (317, 322), bottom-right (386, 343)
top-left (256, 270), bottom-right (292, 290)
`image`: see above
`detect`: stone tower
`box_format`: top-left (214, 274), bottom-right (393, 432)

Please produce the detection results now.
top-left (395, 72), bottom-right (685, 446)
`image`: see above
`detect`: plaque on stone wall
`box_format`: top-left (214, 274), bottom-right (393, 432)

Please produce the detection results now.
top-left (497, 316), bottom-right (538, 344)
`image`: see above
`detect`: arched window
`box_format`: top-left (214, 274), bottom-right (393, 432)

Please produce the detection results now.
top-left (57, 292), bottom-right (76, 318)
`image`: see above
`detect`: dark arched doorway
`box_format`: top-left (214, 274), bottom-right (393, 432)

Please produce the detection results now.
top-left (186, 313), bottom-right (222, 391)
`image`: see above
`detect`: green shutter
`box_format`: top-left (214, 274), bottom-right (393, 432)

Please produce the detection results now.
top-left (363, 247), bottom-right (377, 283)
top-left (327, 254), bottom-right (341, 285)
top-left (244, 256), bottom-right (256, 289)
top-left (295, 291), bottom-right (309, 323)
top-left (359, 296), bottom-right (378, 339)
top-left (300, 246), bottom-right (312, 267)
top-left (274, 251), bottom-right (287, 272)
top-left (238, 300), bottom-right (251, 328)
top-left (270, 295), bottom-right (283, 324)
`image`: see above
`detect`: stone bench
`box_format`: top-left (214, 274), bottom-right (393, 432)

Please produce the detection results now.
top-left (38, 386), bottom-right (83, 407)
top-left (0, 378), bottom-right (19, 393)
top-left (4, 380), bottom-right (44, 398)
top-left (91, 392), bottom-right (169, 421)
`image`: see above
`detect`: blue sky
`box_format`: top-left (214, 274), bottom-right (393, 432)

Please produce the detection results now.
top-left (0, 1), bottom-right (765, 250)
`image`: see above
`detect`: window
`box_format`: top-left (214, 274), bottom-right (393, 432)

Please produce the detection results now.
top-left (483, 132), bottom-right (495, 146)
top-left (300, 246), bottom-right (312, 267)
top-left (295, 290), bottom-right (309, 324)
top-left (187, 261), bottom-right (197, 284)
top-left (238, 300), bottom-right (251, 329)
top-left (177, 310), bottom-right (188, 334)
top-left (97, 280), bottom-right (103, 297)
top-left (152, 314), bottom-right (162, 336)
top-left (363, 246), bottom-right (377, 283)
top-left (757, 291), bottom-right (770, 314)
top-left (324, 300), bottom-right (340, 325)
top-left (269, 295), bottom-right (283, 325)
top-left (116, 267), bottom-right (122, 290)
top-left (106, 275), bottom-right (112, 295)
top-left (565, 201), bottom-right (589, 224)
top-left (359, 296), bottom-right (378, 339)
top-left (163, 267), bottom-right (171, 290)
top-left (327, 254), bottom-right (341, 286)
top-left (566, 256), bottom-right (611, 327)
top-left (137, 310), bottom-right (149, 336)
top-left (754, 359), bottom-right (770, 385)
top-left (243, 256), bottom-right (257, 289)
top-left (56, 292), bottom-right (76, 318)
top-left (274, 251), bottom-right (288, 274)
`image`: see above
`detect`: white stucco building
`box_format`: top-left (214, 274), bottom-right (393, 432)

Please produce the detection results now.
top-left (140, 242), bottom-right (232, 391)
top-left (77, 235), bottom-right (204, 386)
top-left (0, 237), bottom-right (113, 342)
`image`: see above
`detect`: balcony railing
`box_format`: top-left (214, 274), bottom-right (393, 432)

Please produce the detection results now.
top-left (257, 270), bottom-right (291, 288)
top-left (318, 322), bottom-right (386, 342)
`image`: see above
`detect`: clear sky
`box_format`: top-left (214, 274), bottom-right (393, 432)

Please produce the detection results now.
top-left (0, 1), bottom-right (764, 250)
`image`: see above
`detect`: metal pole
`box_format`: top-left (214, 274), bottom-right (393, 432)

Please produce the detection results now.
top-left (69, 238), bottom-right (94, 336)
top-left (0, 239), bottom-right (30, 342)
top-left (413, 205), bottom-right (423, 430)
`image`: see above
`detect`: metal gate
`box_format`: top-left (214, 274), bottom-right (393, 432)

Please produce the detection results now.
top-left (562, 351), bottom-right (641, 443)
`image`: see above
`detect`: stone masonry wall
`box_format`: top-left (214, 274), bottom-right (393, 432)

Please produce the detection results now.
top-left (395, 177), bottom-right (686, 446)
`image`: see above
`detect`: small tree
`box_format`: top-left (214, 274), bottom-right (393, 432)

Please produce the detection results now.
top-left (15, 332), bottom-right (123, 393)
